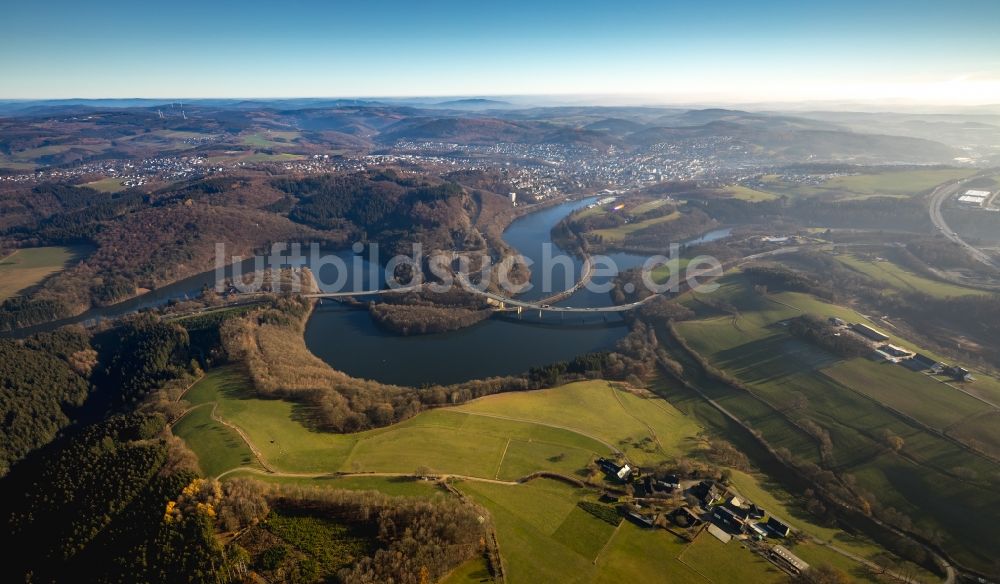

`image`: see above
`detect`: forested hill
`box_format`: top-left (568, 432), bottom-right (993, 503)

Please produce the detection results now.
top-left (273, 169), bottom-right (488, 255)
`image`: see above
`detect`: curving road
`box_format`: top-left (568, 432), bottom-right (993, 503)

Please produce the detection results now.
top-left (928, 179), bottom-right (998, 269)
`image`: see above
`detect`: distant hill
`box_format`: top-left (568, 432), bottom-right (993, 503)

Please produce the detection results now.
top-left (583, 118), bottom-right (647, 135)
top-left (431, 98), bottom-right (514, 110)
top-left (656, 108), bottom-right (840, 131)
top-left (0, 102), bottom-right (964, 166)
top-left (282, 107), bottom-right (416, 137)
top-left (625, 118), bottom-right (958, 163)
top-left (379, 117), bottom-right (545, 144)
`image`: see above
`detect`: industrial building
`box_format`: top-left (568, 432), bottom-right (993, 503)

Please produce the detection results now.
top-left (957, 189), bottom-right (991, 207)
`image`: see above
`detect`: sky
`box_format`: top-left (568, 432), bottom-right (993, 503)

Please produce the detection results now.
top-left (2, 0), bottom-right (999, 105)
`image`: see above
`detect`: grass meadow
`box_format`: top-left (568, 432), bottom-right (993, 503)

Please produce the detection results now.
top-left (175, 360), bottom-right (945, 580)
top-left (672, 272), bottom-right (1000, 571)
top-left (832, 253), bottom-right (983, 299)
top-left (753, 168), bottom-right (975, 200)
top-left (0, 245), bottom-right (91, 300)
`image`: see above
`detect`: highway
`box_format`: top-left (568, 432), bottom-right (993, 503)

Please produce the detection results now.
top-left (928, 179), bottom-right (998, 269)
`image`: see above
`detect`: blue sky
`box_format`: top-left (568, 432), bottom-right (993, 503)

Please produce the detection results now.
top-left (2, 0), bottom-right (999, 104)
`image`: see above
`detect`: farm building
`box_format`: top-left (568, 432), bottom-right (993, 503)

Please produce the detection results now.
top-left (748, 522), bottom-right (770, 540)
top-left (707, 524), bottom-right (732, 543)
top-left (946, 366), bottom-right (974, 382)
top-left (770, 545), bottom-right (809, 575)
top-left (690, 480), bottom-right (721, 505)
top-left (907, 353), bottom-right (944, 373)
top-left (879, 344), bottom-right (913, 358)
top-left (597, 457), bottom-right (634, 482)
top-left (627, 510), bottom-right (655, 528)
top-left (851, 323), bottom-right (890, 342)
top-left (712, 505), bottom-right (747, 533)
top-left (673, 507), bottom-right (702, 527)
top-left (766, 517), bottom-right (791, 537)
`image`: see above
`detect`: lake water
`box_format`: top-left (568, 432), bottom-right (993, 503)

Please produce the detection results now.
top-left (7, 198), bottom-right (713, 386)
top-left (303, 198), bottom-right (645, 386)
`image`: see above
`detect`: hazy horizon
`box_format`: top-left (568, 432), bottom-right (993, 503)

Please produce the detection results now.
top-left (2, 95), bottom-right (1000, 115)
top-left (3, 0), bottom-right (999, 105)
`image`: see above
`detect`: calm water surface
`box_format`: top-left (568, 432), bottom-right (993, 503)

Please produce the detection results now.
top-left (8, 198), bottom-right (717, 386)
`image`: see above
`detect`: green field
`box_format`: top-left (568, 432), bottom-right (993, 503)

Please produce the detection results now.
top-left (591, 211), bottom-right (681, 243)
top-left (440, 557), bottom-right (494, 584)
top-left (678, 532), bottom-right (785, 582)
top-left (727, 470), bottom-right (937, 580)
top-left (224, 471), bottom-right (449, 498)
top-left (0, 245), bottom-right (90, 300)
top-left (11, 143), bottom-right (106, 161)
top-left (0, 158), bottom-right (38, 170)
top-left (171, 404), bottom-right (262, 478)
top-left (946, 411), bottom-right (1000, 459)
top-left (458, 477), bottom-right (880, 584)
top-left (456, 478), bottom-right (748, 584)
top-left (832, 253), bottom-right (983, 298)
top-left (80, 177), bottom-right (126, 193)
top-left (453, 382), bottom-right (703, 465)
top-left (574, 198), bottom-right (683, 244)
top-left (205, 152), bottom-right (305, 165)
top-left (176, 369), bottom-right (700, 478)
top-left (821, 359), bottom-right (986, 430)
top-left (754, 168), bottom-right (975, 200)
top-left (718, 185), bottom-right (780, 201)
top-left (173, 365), bottom-right (940, 581)
top-left (672, 272), bottom-right (1000, 571)
top-left (629, 199), bottom-right (672, 215)
top-left (242, 131), bottom-right (301, 148)
top-left (155, 130), bottom-right (215, 139)
top-left (458, 479), bottom-right (614, 583)
top-left (651, 257), bottom-right (692, 285)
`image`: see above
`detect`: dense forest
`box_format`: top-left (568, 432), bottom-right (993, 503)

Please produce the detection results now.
top-left (695, 195), bottom-right (934, 233)
top-left (0, 193), bottom-right (331, 330)
top-left (366, 287), bottom-right (491, 335)
top-left (275, 170), bottom-right (482, 255)
top-left (0, 413), bottom-right (226, 582)
top-left (0, 327), bottom-right (93, 475)
top-left (0, 311), bottom-right (211, 477)
top-left (246, 484), bottom-right (486, 584)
